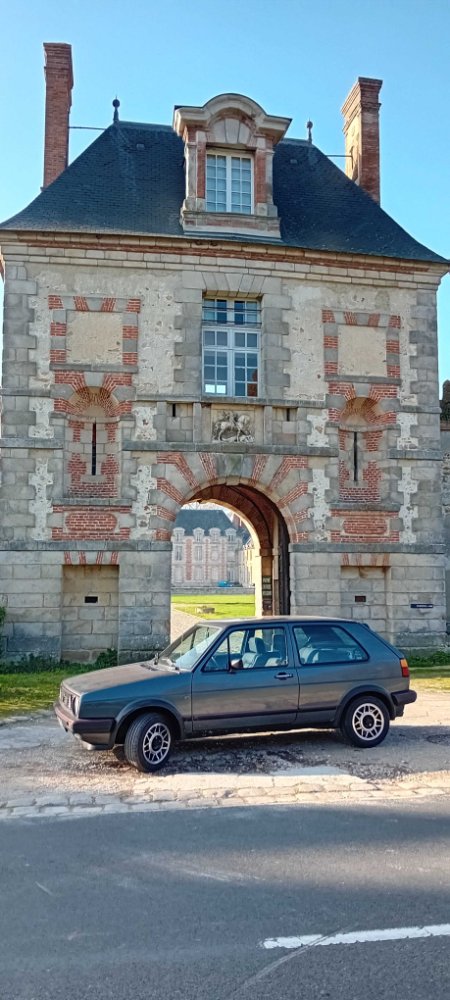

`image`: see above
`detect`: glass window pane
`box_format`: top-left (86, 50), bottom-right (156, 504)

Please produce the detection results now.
top-left (217, 331), bottom-right (228, 346)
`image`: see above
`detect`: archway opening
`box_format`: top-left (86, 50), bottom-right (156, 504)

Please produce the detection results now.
top-left (171, 482), bottom-right (290, 619)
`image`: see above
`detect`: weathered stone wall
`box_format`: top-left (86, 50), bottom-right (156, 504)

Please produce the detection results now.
top-left (0, 237), bottom-right (446, 656)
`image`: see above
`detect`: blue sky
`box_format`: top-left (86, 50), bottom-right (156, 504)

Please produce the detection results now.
top-left (1, 0), bottom-right (449, 380)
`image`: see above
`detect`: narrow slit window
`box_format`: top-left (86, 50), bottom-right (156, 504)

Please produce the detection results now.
top-left (91, 422), bottom-right (97, 476)
top-left (84, 595), bottom-right (98, 604)
top-left (353, 431), bottom-right (358, 482)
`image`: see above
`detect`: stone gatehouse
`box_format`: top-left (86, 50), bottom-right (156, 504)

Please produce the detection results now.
top-left (0, 43), bottom-right (448, 659)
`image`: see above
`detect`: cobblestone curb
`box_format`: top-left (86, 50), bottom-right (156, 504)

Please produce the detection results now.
top-left (2, 770), bottom-right (450, 821)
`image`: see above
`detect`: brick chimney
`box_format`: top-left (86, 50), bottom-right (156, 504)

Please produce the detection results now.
top-left (341, 77), bottom-right (382, 203)
top-left (43, 43), bottom-right (74, 188)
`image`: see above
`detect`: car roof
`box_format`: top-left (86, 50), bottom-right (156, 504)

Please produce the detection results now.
top-left (195, 616), bottom-right (358, 627)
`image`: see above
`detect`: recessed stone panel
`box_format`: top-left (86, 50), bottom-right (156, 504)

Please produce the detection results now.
top-left (338, 325), bottom-right (386, 376)
top-left (66, 312), bottom-right (123, 365)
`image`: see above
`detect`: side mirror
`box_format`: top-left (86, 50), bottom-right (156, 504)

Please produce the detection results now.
top-left (229, 657), bottom-right (244, 672)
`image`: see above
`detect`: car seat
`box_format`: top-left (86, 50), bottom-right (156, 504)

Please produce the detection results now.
top-left (242, 636), bottom-right (267, 668)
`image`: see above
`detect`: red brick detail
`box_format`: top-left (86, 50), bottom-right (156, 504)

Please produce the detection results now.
top-left (250, 455), bottom-right (268, 485)
top-left (55, 372), bottom-right (87, 391)
top-left (322, 310), bottom-right (335, 323)
top-left (126, 299), bottom-right (141, 313)
top-left (79, 551), bottom-right (87, 565)
top-left (278, 483), bottom-right (308, 507)
top-left (365, 430), bottom-right (382, 452)
top-left (324, 361), bottom-right (338, 375)
top-left (157, 478), bottom-right (185, 505)
top-left (157, 453), bottom-right (199, 490)
top-left (48, 295), bottom-right (64, 310)
top-left (50, 349), bottom-right (66, 364)
top-left (324, 335), bottom-right (338, 349)
top-left (68, 419), bottom-right (84, 442)
top-left (389, 315), bottom-right (401, 328)
top-left (101, 298), bottom-right (116, 312)
top-left (369, 385), bottom-right (398, 401)
top-left (328, 382), bottom-right (356, 400)
top-left (95, 552), bottom-right (103, 565)
top-left (50, 321), bottom-right (67, 336)
top-left (387, 364), bottom-right (401, 378)
top-left (73, 296), bottom-right (89, 311)
top-left (199, 453), bottom-right (217, 481)
top-left (269, 456), bottom-right (308, 492)
top-left (107, 423), bottom-right (117, 443)
top-left (342, 553), bottom-right (390, 568)
top-left (344, 311), bottom-right (358, 325)
top-left (330, 510), bottom-right (399, 544)
top-left (102, 373), bottom-right (133, 391)
top-left (63, 551), bottom-right (72, 565)
top-left (156, 506), bottom-right (177, 522)
top-left (123, 325), bottom-right (138, 339)
top-left (293, 509), bottom-right (309, 523)
top-left (292, 531), bottom-right (309, 543)
top-left (386, 340), bottom-right (400, 354)
top-left (123, 353), bottom-right (138, 366)
top-left (255, 148), bottom-right (266, 205)
top-left (367, 313), bottom-right (380, 327)
top-left (111, 551), bottom-right (119, 565)
top-left (197, 142), bottom-right (206, 199)
top-left (155, 529), bottom-right (171, 541)
top-left (52, 506), bottom-right (130, 540)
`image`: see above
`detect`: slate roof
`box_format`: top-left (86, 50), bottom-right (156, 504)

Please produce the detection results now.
top-left (0, 120), bottom-right (445, 263)
top-left (174, 508), bottom-right (250, 541)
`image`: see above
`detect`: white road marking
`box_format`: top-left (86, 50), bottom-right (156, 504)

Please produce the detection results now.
top-left (35, 882), bottom-right (53, 896)
top-left (263, 924), bottom-right (450, 949)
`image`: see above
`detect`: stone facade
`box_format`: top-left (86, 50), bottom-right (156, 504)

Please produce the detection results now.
top-left (0, 60), bottom-right (448, 659)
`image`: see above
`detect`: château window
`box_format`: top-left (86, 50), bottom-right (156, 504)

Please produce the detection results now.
top-left (206, 153), bottom-right (253, 214)
top-left (202, 298), bottom-right (260, 397)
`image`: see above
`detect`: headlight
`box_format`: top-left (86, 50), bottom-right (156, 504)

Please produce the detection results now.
top-left (73, 696), bottom-right (81, 717)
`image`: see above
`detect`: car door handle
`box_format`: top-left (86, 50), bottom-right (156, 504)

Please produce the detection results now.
top-left (275, 671), bottom-right (294, 680)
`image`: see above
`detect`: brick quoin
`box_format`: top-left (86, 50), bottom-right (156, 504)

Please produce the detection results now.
top-left (73, 296), bottom-right (89, 311)
top-left (101, 297), bottom-right (116, 312)
top-left (367, 313), bottom-right (380, 327)
top-left (50, 322), bottom-right (66, 336)
top-left (386, 339), bottom-right (400, 354)
top-left (123, 353), bottom-right (138, 365)
top-left (126, 299), bottom-right (141, 313)
top-left (324, 335), bottom-right (338, 349)
top-left (48, 295), bottom-right (63, 310)
top-left (50, 350), bottom-right (66, 364)
top-left (324, 361), bottom-right (338, 375)
top-left (322, 310), bottom-right (335, 323)
top-left (389, 315), bottom-right (401, 328)
top-left (387, 364), bottom-right (401, 378)
top-left (122, 325), bottom-right (138, 339)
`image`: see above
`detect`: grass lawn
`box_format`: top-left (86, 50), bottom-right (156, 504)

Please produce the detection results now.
top-left (0, 668), bottom-right (88, 717)
top-left (171, 592), bottom-right (255, 618)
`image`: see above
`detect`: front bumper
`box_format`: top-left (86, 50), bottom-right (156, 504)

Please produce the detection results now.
top-left (392, 689), bottom-right (417, 717)
top-left (54, 701), bottom-right (115, 749)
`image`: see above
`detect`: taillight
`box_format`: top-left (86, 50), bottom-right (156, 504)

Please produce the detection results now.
top-left (400, 657), bottom-right (409, 677)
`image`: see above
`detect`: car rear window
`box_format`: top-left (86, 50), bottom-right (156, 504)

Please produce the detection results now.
top-left (293, 624), bottom-right (368, 666)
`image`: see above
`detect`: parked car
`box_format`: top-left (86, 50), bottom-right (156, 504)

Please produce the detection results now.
top-left (54, 617), bottom-right (416, 773)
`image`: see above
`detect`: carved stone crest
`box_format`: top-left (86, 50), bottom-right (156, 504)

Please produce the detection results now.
top-left (212, 411), bottom-right (254, 443)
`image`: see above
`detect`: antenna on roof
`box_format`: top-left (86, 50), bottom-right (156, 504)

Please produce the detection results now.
top-left (112, 98), bottom-right (120, 124)
top-left (306, 120), bottom-right (313, 144)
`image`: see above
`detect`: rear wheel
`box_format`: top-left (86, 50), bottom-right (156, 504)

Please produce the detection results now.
top-left (341, 696), bottom-right (389, 748)
top-left (124, 712), bottom-right (173, 772)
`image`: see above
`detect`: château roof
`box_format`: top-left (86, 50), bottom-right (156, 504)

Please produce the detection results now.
top-left (0, 120), bottom-right (445, 263)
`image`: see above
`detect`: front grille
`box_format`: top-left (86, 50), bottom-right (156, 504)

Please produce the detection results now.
top-left (60, 685), bottom-right (76, 715)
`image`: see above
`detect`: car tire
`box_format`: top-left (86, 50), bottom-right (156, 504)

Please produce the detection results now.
top-left (124, 712), bottom-right (173, 773)
top-left (340, 695), bottom-right (390, 748)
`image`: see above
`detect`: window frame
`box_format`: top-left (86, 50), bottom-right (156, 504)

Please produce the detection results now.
top-left (206, 150), bottom-right (254, 215)
top-left (202, 297), bottom-right (260, 398)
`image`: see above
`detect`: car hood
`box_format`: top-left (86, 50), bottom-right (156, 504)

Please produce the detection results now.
top-left (63, 660), bottom-right (175, 695)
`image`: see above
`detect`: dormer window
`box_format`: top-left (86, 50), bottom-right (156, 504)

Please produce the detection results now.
top-left (206, 153), bottom-right (253, 214)
top-left (173, 94), bottom-right (291, 238)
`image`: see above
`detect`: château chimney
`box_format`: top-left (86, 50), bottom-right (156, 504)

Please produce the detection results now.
top-left (43, 43), bottom-right (74, 188)
top-left (341, 77), bottom-right (382, 203)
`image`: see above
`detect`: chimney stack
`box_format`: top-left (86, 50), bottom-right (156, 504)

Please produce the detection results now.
top-left (43, 43), bottom-right (73, 188)
top-left (341, 77), bottom-right (382, 203)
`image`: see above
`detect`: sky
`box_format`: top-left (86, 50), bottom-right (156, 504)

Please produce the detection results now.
top-left (0, 0), bottom-right (449, 379)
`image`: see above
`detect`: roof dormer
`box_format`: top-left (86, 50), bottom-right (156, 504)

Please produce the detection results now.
top-left (173, 94), bottom-right (291, 239)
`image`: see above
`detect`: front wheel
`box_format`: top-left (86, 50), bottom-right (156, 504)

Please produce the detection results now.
top-left (341, 696), bottom-right (390, 748)
top-left (124, 712), bottom-right (173, 772)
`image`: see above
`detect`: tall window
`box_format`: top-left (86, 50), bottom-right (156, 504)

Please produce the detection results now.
top-left (206, 153), bottom-right (253, 214)
top-left (202, 298), bottom-right (260, 397)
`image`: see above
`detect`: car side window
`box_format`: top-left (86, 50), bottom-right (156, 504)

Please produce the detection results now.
top-left (241, 627), bottom-right (288, 669)
top-left (202, 630), bottom-right (246, 672)
top-left (293, 625), bottom-right (368, 666)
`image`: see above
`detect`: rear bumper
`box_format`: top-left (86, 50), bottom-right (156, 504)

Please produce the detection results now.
top-left (54, 701), bottom-right (115, 749)
top-left (392, 689), bottom-right (417, 717)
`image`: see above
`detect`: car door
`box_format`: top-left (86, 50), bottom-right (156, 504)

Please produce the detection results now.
top-left (292, 623), bottom-right (371, 719)
top-left (191, 624), bottom-right (300, 732)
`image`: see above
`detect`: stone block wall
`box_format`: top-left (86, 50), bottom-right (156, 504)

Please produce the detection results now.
top-left (0, 235), bottom-right (446, 658)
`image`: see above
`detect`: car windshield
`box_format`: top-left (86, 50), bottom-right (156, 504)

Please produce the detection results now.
top-left (157, 625), bottom-right (222, 671)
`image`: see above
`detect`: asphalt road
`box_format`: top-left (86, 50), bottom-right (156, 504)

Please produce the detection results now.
top-left (1, 802), bottom-right (449, 1000)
